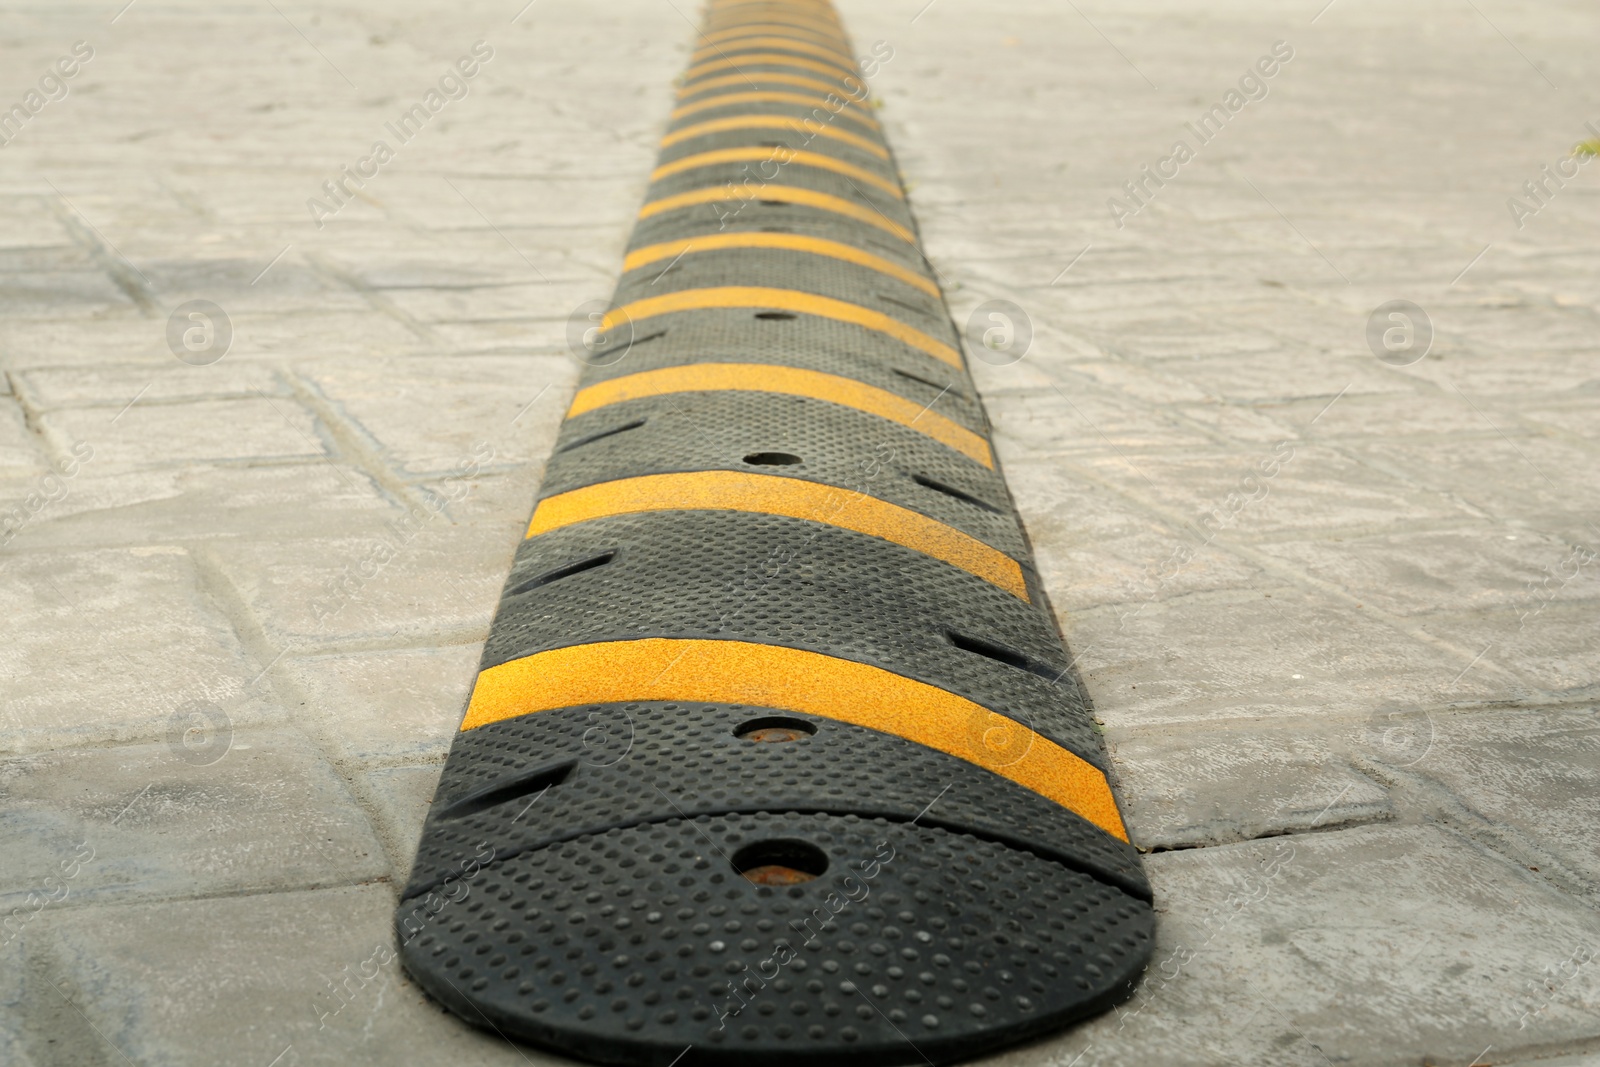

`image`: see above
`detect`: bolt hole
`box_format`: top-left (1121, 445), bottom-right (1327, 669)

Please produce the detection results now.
top-left (734, 716), bottom-right (817, 743)
top-left (743, 451), bottom-right (802, 466)
top-left (732, 839), bottom-right (828, 886)
top-left (754, 311), bottom-right (797, 321)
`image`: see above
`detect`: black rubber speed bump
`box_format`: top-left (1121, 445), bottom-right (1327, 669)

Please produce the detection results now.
top-left (397, 0), bottom-right (1153, 1062)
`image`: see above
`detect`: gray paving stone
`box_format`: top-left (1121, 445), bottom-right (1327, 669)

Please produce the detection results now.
top-left (1350, 435), bottom-right (1600, 524)
top-left (355, 763), bottom-right (446, 887)
top-left (986, 384), bottom-right (1216, 454)
top-left (1255, 526), bottom-right (1600, 618)
top-left (979, 826), bottom-right (1600, 1067)
top-left (1107, 720), bottom-right (1394, 850)
top-left (14, 885), bottom-right (542, 1067)
top-left (16, 361), bottom-right (288, 410)
top-left (0, 729), bottom-right (386, 909)
top-left (1001, 460), bottom-right (1267, 614)
top-left (297, 354), bottom-right (573, 478)
top-left (0, 399), bottom-right (48, 478)
top-left (1072, 443), bottom-right (1475, 537)
top-left (38, 397), bottom-right (326, 471)
top-left (0, 547), bottom-right (279, 753)
top-left (0, 462), bottom-right (395, 552)
top-left (1414, 604), bottom-right (1600, 701)
top-left (206, 474), bottom-right (527, 649)
top-left (1363, 705), bottom-right (1600, 889)
top-left (283, 644), bottom-right (481, 762)
top-left (1071, 586), bottom-right (1508, 729)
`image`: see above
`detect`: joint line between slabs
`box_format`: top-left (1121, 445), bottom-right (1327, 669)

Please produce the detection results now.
top-left (1450, 640), bottom-right (1494, 685)
top-left (511, 383), bottom-right (552, 424)
top-left (443, 177), bottom-right (550, 282)
top-left (1444, 375), bottom-right (1558, 491)
top-left (1449, 243), bottom-right (1492, 287)
top-left (266, 0), bottom-right (358, 90)
top-left (1463, 0), bottom-right (1558, 88)
top-left (1047, 380), bottom-right (1160, 493)
top-left (47, 979), bottom-right (138, 1067)
top-left (251, 244), bottom-right (294, 285)
top-left (1064, 0), bottom-right (1157, 90)
top-left (1237, 171), bottom-right (1349, 284)
top-left (1050, 243), bottom-right (1093, 285)
top-left (111, 382), bottom-right (153, 423)
top-left (45, 177), bottom-right (152, 287)
top-left (1308, 382), bottom-right (1350, 424)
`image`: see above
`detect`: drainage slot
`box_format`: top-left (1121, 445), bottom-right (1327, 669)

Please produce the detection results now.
top-left (507, 551), bottom-right (616, 597)
top-left (732, 839), bottom-right (828, 885)
top-left (876, 292), bottom-right (929, 316)
top-left (743, 451), bottom-right (802, 466)
top-left (893, 367), bottom-right (955, 394)
top-left (735, 716), bottom-right (817, 742)
top-left (754, 311), bottom-right (797, 321)
top-left (948, 630), bottom-right (1032, 671)
top-left (912, 473), bottom-right (1002, 513)
top-left (437, 759), bottom-right (577, 820)
top-left (558, 420), bottom-right (646, 453)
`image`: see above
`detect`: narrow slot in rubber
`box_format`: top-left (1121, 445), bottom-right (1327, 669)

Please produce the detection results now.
top-left (876, 291), bottom-right (929, 316)
top-left (435, 759), bottom-right (578, 820)
top-left (507, 551), bottom-right (616, 597)
top-left (558, 420), bottom-right (646, 453)
top-left (892, 366), bottom-right (954, 392)
top-left (912, 473), bottom-right (1002, 513)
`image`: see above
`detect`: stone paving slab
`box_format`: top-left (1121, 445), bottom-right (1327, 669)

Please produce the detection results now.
top-left (1, 0), bottom-right (1597, 1063)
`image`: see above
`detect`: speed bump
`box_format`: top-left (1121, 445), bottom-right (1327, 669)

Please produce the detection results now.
top-left (397, 0), bottom-right (1153, 1062)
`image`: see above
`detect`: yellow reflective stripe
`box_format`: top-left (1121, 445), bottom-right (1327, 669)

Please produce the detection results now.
top-left (678, 72), bottom-right (868, 105)
top-left (684, 52), bottom-right (859, 87)
top-left (702, 15), bottom-right (842, 31)
top-left (459, 639), bottom-right (1126, 841)
top-left (702, 20), bottom-right (845, 45)
top-left (652, 147), bottom-right (900, 197)
top-left (604, 286), bottom-right (960, 367)
top-left (698, 23), bottom-right (848, 49)
top-left (637, 184), bottom-right (913, 243)
top-left (526, 471), bottom-right (1026, 598)
top-left (671, 91), bottom-right (879, 132)
top-left (567, 363), bottom-right (992, 467)
top-left (692, 35), bottom-right (853, 66)
top-left (661, 115), bottom-right (888, 160)
top-left (707, 0), bottom-right (838, 20)
top-left (623, 233), bottom-right (936, 297)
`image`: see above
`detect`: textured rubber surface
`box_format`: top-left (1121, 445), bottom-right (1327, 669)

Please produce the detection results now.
top-left (398, 0), bottom-right (1153, 1062)
top-left (402, 704), bottom-right (1149, 904)
top-left (402, 814), bottom-right (1150, 1067)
